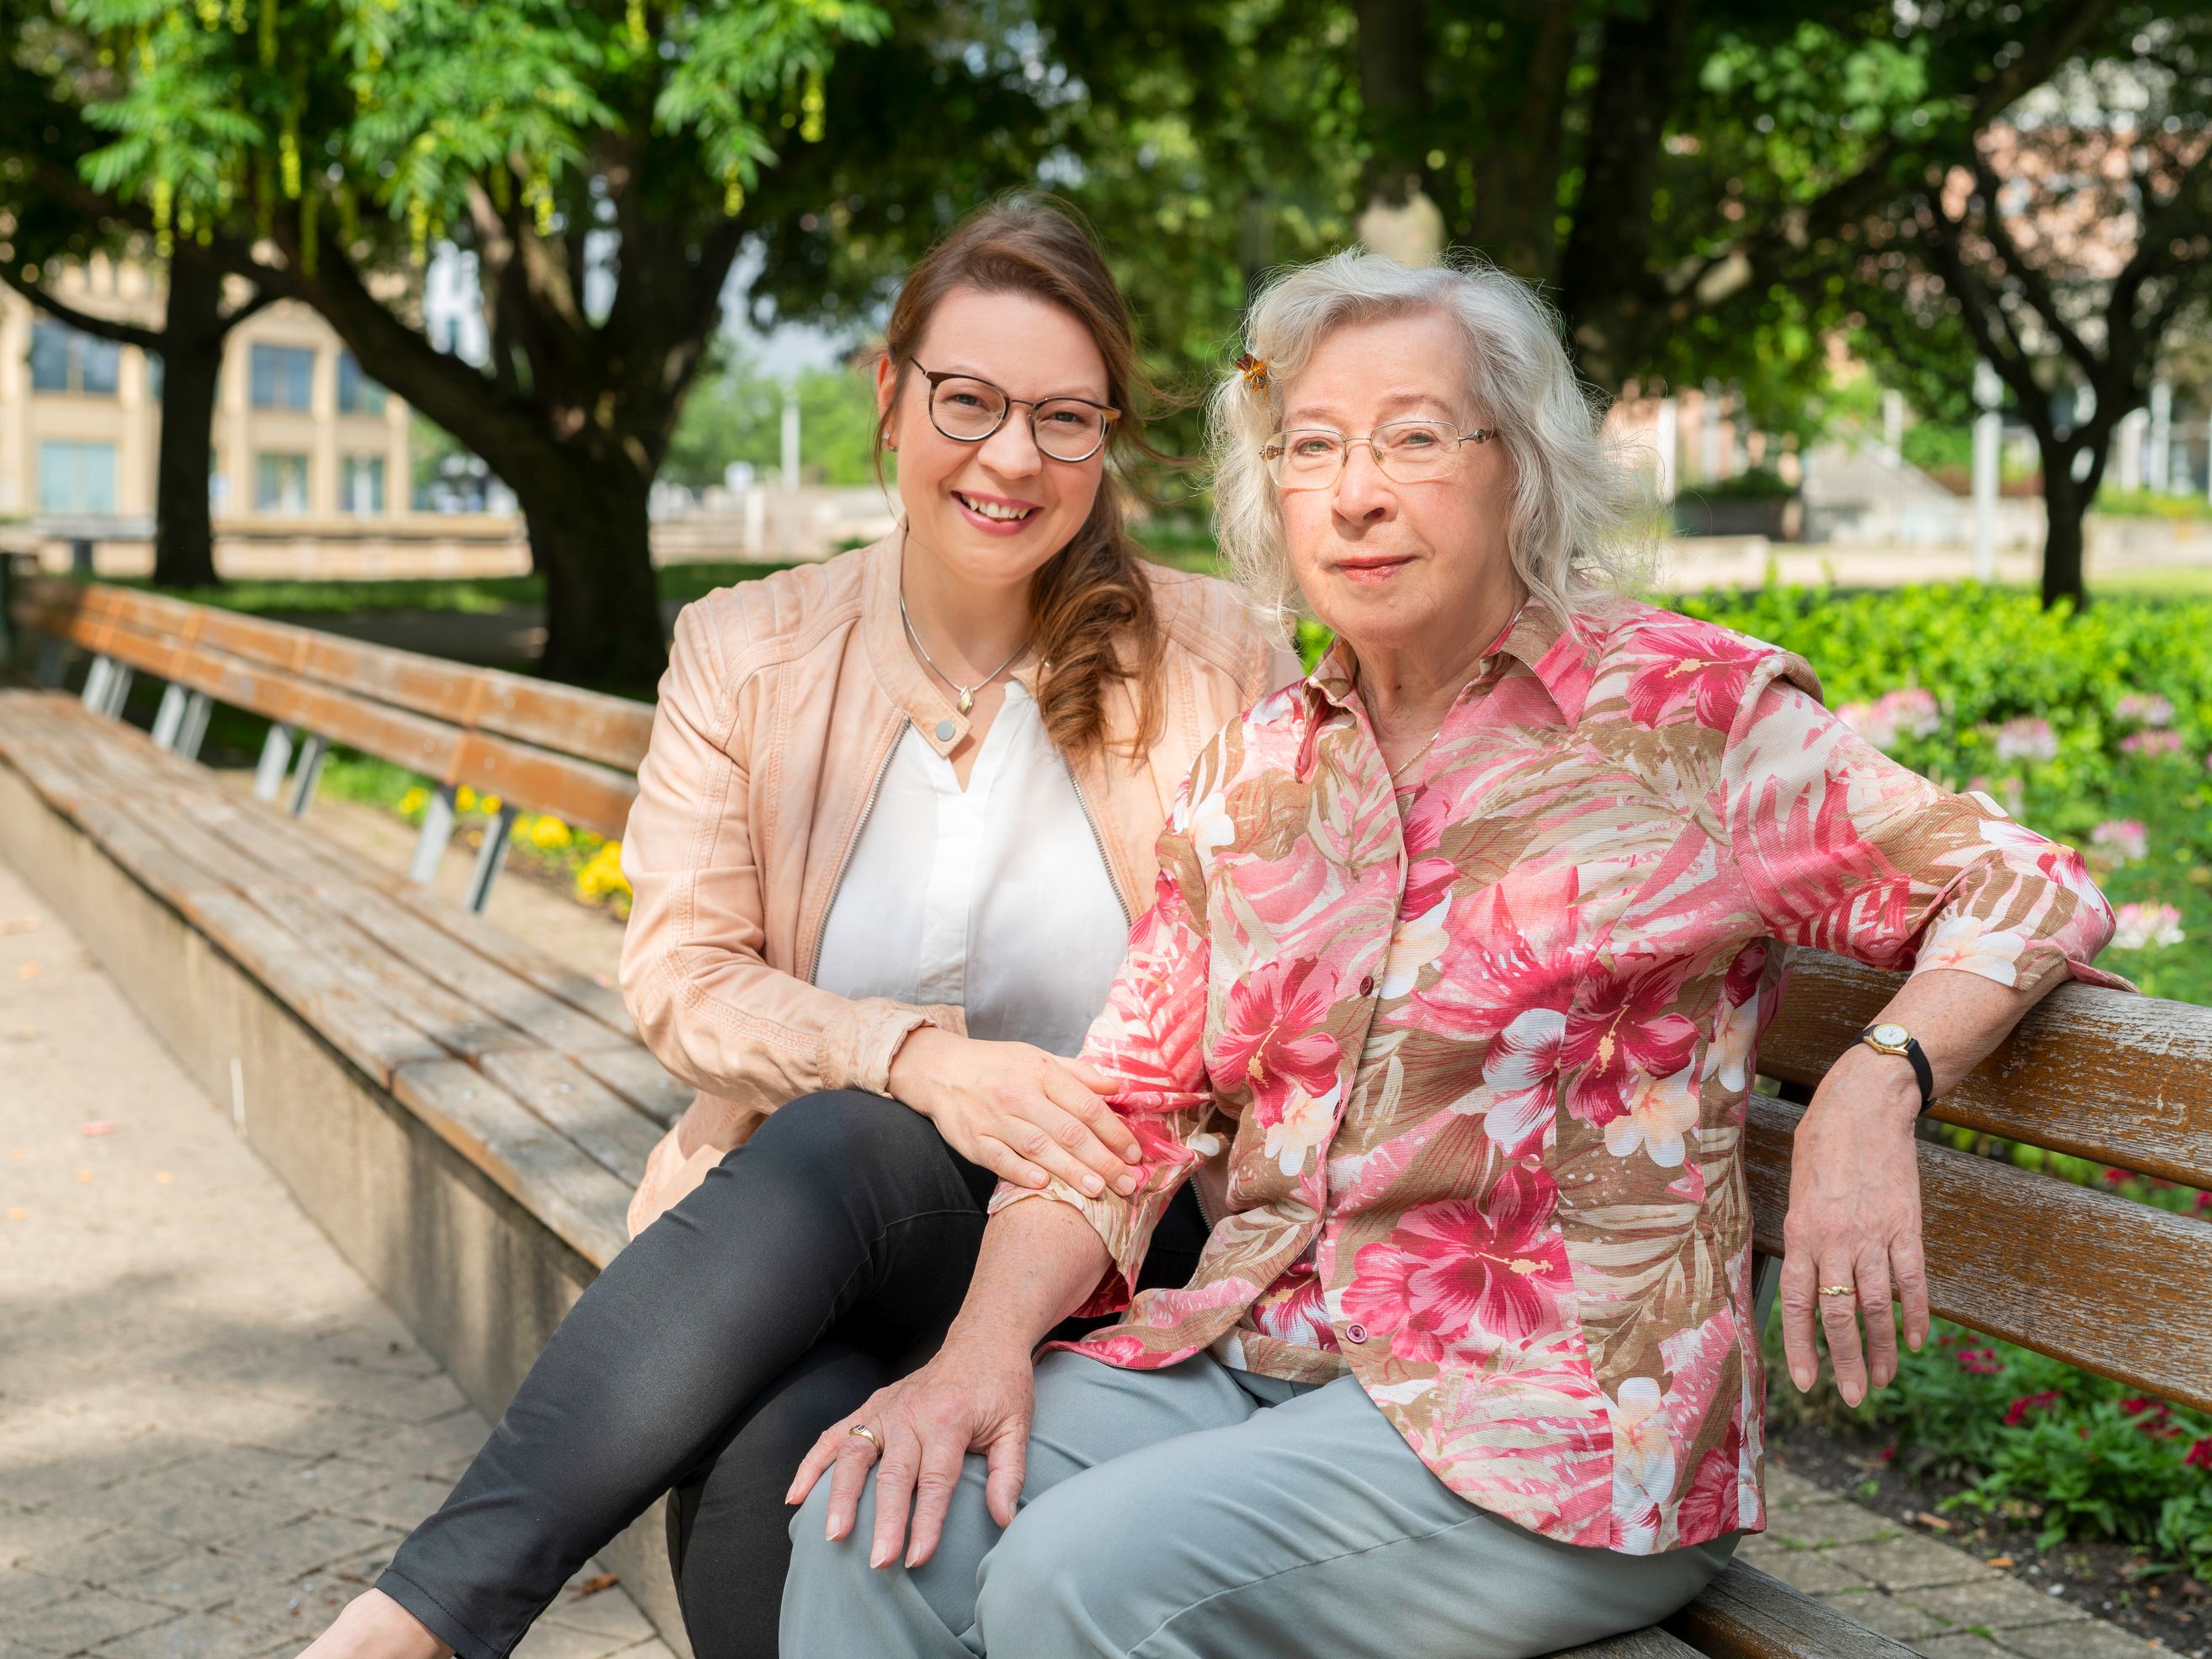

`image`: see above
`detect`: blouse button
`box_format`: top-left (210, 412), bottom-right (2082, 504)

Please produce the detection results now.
top-left (1344, 1322), bottom-right (1369, 1344)
top-left (1359, 975), bottom-right (1375, 997)
top-left (934, 720), bottom-right (956, 742)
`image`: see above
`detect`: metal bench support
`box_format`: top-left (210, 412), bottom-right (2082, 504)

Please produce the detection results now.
top-left (151, 683), bottom-right (189, 749)
top-left (81, 654), bottom-right (115, 711)
top-left (464, 803), bottom-right (518, 914)
top-left (175, 692), bottom-right (213, 762)
top-left (410, 785), bottom-right (459, 885)
top-left (287, 733), bottom-right (328, 816)
top-left (34, 639), bottom-right (70, 689)
top-left (254, 723), bottom-right (296, 801)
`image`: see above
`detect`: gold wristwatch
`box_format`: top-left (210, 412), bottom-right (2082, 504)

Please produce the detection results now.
top-left (1858, 1021), bottom-right (1934, 1113)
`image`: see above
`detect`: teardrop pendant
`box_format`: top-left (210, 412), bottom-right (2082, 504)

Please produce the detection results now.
top-left (957, 689), bottom-right (975, 714)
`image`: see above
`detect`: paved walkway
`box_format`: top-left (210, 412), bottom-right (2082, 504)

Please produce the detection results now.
top-left (0, 812), bottom-right (2172, 1659)
top-left (0, 856), bottom-right (663, 1659)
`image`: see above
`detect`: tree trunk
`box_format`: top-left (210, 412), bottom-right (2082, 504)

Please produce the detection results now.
top-left (510, 455), bottom-right (667, 692)
top-left (151, 243), bottom-right (226, 589)
top-left (2039, 465), bottom-right (2089, 611)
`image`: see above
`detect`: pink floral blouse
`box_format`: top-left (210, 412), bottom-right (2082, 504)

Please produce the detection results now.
top-left (992, 596), bottom-right (2128, 1555)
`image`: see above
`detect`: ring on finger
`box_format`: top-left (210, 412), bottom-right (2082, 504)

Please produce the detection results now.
top-left (847, 1422), bottom-right (882, 1451)
top-left (1819, 1283), bottom-right (1857, 1298)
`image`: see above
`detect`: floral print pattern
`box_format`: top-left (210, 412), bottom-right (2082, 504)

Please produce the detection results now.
top-left (992, 597), bottom-right (2128, 1554)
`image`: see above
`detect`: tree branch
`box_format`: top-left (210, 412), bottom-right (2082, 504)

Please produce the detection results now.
top-left (0, 265), bottom-right (164, 352)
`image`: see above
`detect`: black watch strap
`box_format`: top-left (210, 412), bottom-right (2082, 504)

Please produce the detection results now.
top-left (1861, 1023), bottom-right (1935, 1113)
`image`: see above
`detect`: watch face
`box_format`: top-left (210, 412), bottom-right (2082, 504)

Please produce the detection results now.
top-left (1871, 1023), bottom-right (1909, 1048)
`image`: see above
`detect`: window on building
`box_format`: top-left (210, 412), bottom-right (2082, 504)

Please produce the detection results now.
top-left (342, 455), bottom-right (386, 515)
top-left (250, 343), bottom-right (315, 411)
top-left (255, 452), bottom-right (311, 514)
top-left (337, 352), bottom-right (387, 416)
top-left (29, 321), bottom-right (120, 396)
top-left (37, 441), bottom-right (118, 513)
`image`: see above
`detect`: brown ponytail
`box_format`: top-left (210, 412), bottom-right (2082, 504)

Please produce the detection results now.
top-left (875, 195), bottom-right (1166, 759)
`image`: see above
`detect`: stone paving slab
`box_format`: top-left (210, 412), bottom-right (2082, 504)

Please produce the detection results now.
top-left (0, 856), bottom-right (666, 1659)
top-left (1760, 1456), bottom-right (2169, 1659)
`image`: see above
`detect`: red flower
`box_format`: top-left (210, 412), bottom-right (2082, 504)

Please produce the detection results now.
top-left (2004, 1390), bottom-right (2060, 1426)
top-left (2184, 1438), bottom-right (2212, 1470)
top-left (1621, 620), bottom-right (1769, 731)
top-left (1213, 958), bottom-right (1343, 1114)
top-left (1559, 963), bottom-right (1699, 1127)
top-left (2101, 1167), bottom-right (2129, 1185)
top-left (1342, 1166), bottom-right (1572, 1362)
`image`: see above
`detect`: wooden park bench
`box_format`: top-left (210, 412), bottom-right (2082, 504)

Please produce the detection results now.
top-left (3, 571), bottom-right (2208, 1659)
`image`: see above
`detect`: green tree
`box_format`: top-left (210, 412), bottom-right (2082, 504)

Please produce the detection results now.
top-left (1, 3), bottom-right (276, 588)
top-left (662, 342), bottom-right (881, 489)
top-left (53, 0), bottom-right (884, 688)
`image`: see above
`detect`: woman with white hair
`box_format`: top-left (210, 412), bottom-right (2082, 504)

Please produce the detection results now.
top-left (778, 249), bottom-right (2130, 1658)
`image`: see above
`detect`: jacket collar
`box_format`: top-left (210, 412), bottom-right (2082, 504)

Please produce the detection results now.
top-left (1306, 593), bottom-right (1598, 729)
top-left (859, 529), bottom-right (1046, 759)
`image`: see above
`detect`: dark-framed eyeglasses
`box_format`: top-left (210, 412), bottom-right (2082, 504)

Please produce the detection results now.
top-left (1260, 418), bottom-right (1497, 490)
top-left (913, 363), bottom-right (1119, 464)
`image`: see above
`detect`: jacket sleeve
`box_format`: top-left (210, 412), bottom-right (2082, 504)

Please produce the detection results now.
top-left (619, 598), bottom-right (963, 1190)
top-left (1714, 656), bottom-right (2133, 998)
top-left (988, 763), bottom-right (1225, 1316)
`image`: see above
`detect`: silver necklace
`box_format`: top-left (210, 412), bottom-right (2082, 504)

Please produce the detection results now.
top-left (900, 593), bottom-right (1029, 715)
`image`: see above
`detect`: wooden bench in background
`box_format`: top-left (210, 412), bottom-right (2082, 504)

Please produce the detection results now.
top-left (4, 572), bottom-right (2209, 1659)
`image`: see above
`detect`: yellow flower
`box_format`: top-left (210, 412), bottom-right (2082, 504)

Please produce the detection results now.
top-left (399, 786), bottom-right (429, 818)
top-left (455, 784), bottom-right (478, 812)
top-left (576, 841), bottom-right (630, 905)
top-left (529, 816), bottom-right (573, 851)
top-left (480, 794), bottom-right (502, 815)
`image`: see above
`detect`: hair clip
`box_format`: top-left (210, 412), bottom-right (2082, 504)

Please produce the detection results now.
top-left (1234, 352), bottom-right (1270, 392)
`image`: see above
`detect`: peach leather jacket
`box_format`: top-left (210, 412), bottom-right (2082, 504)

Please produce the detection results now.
top-left (619, 531), bottom-right (1301, 1235)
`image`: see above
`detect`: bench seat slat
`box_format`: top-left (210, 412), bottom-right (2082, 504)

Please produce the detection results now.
top-left (390, 1057), bottom-right (634, 1270)
top-left (570, 1045), bottom-right (697, 1130)
top-left (1761, 952), bottom-right (2212, 1191)
top-left (1665, 1563), bottom-right (1921, 1659)
top-left (478, 1048), bottom-right (667, 1189)
top-left (1747, 1094), bottom-right (2212, 1413)
top-left (376, 874), bottom-right (637, 1040)
top-left (1551, 1625), bottom-right (1707, 1658)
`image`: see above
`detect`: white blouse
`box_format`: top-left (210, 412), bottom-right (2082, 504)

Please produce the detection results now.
top-left (812, 682), bottom-right (1132, 1059)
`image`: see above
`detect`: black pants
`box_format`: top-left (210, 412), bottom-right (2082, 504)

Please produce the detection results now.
top-left (376, 1089), bottom-right (1210, 1659)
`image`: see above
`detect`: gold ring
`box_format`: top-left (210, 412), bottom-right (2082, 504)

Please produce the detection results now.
top-left (1819, 1284), bottom-right (1857, 1298)
top-left (847, 1422), bottom-right (882, 1451)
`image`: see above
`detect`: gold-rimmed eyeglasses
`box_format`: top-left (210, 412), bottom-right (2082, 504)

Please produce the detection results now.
top-left (913, 363), bottom-right (1119, 464)
top-left (1261, 418), bottom-right (1497, 490)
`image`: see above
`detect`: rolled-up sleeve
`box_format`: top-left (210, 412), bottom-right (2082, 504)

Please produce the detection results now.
top-left (987, 783), bottom-right (1220, 1316)
top-left (1714, 657), bottom-right (2134, 997)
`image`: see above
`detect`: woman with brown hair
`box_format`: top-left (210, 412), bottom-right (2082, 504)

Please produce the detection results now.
top-left (300, 198), bottom-right (1296, 1659)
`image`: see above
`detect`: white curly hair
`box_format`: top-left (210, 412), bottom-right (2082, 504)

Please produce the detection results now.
top-left (1208, 247), bottom-right (1656, 635)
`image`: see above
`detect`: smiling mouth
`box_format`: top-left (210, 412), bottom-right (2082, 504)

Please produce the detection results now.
top-left (954, 491), bottom-right (1038, 524)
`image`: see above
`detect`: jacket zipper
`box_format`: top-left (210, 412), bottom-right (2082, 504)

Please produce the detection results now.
top-left (806, 719), bottom-right (904, 985)
top-left (1062, 757), bottom-right (1135, 925)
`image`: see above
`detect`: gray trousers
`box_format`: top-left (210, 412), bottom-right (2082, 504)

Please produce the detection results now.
top-left (784, 1350), bottom-right (1739, 1657)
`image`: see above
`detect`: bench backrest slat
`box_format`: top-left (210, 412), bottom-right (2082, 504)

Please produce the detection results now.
top-left (35, 579), bottom-right (655, 772)
top-left (1763, 952), bottom-right (2212, 1190)
top-left (1747, 1093), bottom-right (2212, 1414)
top-left (13, 585), bottom-right (639, 837)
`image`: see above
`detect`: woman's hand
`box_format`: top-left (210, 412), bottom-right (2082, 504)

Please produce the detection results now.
top-left (786, 1335), bottom-right (1038, 1571)
top-left (1778, 1048), bottom-right (1931, 1406)
top-left (889, 1028), bottom-right (1142, 1199)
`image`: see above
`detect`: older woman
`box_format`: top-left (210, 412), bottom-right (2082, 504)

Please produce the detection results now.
top-left (775, 249), bottom-right (2128, 1659)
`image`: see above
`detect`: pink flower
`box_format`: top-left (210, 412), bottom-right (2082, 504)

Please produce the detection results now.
top-left (1213, 958), bottom-right (1343, 1114)
top-left (1622, 621), bottom-right (1768, 731)
top-left (1559, 964), bottom-right (1699, 1128)
top-left (2115, 693), bottom-right (2175, 727)
top-left (1342, 1166), bottom-right (1573, 1362)
top-left (2090, 820), bottom-right (2149, 862)
top-left (1991, 717), bottom-right (2058, 763)
top-left (1837, 688), bottom-right (1942, 752)
top-left (2109, 902), bottom-right (2184, 951)
top-left (1477, 1007), bottom-right (1570, 1158)
top-left (1411, 864), bottom-right (1588, 1045)
top-left (2121, 729), bottom-right (2185, 757)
